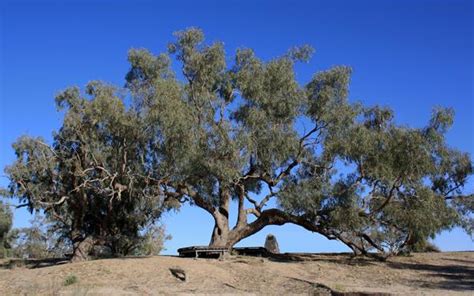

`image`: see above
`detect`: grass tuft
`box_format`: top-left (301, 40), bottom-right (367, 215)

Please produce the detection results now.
top-left (63, 274), bottom-right (78, 286)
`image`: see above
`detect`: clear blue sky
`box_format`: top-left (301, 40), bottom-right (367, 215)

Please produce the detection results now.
top-left (0, 0), bottom-right (472, 254)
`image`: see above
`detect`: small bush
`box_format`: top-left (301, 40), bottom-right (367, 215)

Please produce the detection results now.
top-left (133, 224), bottom-right (171, 256)
top-left (423, 241), bottom-right (441, 252)
top-left (333, 283), bottom-right (345, 292)
top-left (408, 238), bottom-right (441, 253)
top-left (63, 274), bottom-right (78, 286)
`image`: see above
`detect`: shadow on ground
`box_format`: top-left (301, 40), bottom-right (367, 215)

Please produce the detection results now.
top-left (268, 252), bottom-right (378, 267)
top-left (2, 252), bottom-right (473, 293)
top-left (0, 258), bottom-right (70, 269)
top-left (0, 255), bottom-right (156, 269)
top-left (266, 252), bottom-right (474, 292)
top-left (386, 260), bottom-right (474, 292)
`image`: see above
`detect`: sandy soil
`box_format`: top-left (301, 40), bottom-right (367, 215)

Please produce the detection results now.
top-left (0, 252), bottom-right (472, 295)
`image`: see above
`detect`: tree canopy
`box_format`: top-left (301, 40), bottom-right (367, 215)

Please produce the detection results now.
top-left (4, 83), bottom-right (176, 261)
top-left (3, 28), bottom-right (473, 260)
top-left (0, 201), bottom-right (13, 258)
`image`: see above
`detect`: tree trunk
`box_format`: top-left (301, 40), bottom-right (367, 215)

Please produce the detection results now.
top-left (202, 194), bottom-right (385, 257)
top-left (208, 188), bottom-right (231, 248)
top-left (207, 208), bottom-right (375, 255)
top-left (209, 211), bottom-right (230, 247)
top-left (209, 226), bottom-right (228, 247)
top-left (71, 236), bottom-right (95, 262)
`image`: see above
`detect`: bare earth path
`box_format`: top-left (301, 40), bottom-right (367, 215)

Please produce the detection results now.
top-left (0, 252), bottom-right (472, 295)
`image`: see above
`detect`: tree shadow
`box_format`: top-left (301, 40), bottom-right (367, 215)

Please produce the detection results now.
top-left (268, 253), bottom-right (474, 291)
top-left (113, 255), bottom-right (161, 260)
top-left (441, 257), bottom-right (474, 265)
top-left (386, 261), bottom-right (474, 291)
top-left (267, 252), bottom-right (378, 267)
top-left (0, 257), bottom-right (70, 269)
top-left (0, 254), bottom-right (186, 270)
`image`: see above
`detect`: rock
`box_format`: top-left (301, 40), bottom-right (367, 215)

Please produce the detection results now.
top-left (264, 234), bottom-right (280, 254)
top-left (169, 267), bottom-right (186, 281)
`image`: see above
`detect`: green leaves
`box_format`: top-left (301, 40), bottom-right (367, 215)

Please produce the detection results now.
top-left (287, 45), bottom-right (315, 63)
top-left (169, 28), bottom-right (226, 107)
top-left (234, 50), bottom-right (303, 123)
top-left (3, 28), bottom-right (472, 257)
top-left (0, 202), bottom-right (13, 254)
top-left (126, 49), bottom-right (172, 86)
top-left (306, 66), bottom-right (352, 123)
top-left (4, 80), bottom-right (173, 259)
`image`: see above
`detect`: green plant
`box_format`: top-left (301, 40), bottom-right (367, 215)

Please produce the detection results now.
top-left (333, 283), bottom-right (345, 292)
top-left (63, 274), bottom-right (78, 286)
top-left (134, 224), bottom-right (171, 256)
top-left (0, 201), bottom-right (13, 258)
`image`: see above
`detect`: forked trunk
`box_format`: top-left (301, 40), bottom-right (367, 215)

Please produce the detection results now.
top-left (209, 227), bottom-right (229, 248)
top-left (209, 229), bottom-right (240, 250)
top-left (208, 189), bottom-right (233, 248)
top-left (208, 216), bottom-right (260, 250)
top-left (205, 205), bottom-right (387, 258)
top-left (209, 214), bottom-right (230, 248)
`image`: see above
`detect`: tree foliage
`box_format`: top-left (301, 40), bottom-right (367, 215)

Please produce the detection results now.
top-left (9, 214), bottom-right (70, 259)
top-left (0, 201), bottom-right (13, 258)
top-left (3, 28), bottom-right (472, 260)
top-left (3, 82), bottom-right (176, 261)
top-left (133, 224), bottom-right (171, 256)
top-left (124, 28), bottom-right (472, 256)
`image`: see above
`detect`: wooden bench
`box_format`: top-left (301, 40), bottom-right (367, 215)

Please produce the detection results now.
top-left (178, 246), bottom-right (271, 258)
top-left (177, 246), bottom-right (229, 258)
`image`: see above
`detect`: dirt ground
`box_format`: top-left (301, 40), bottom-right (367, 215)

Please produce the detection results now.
top-left (0, 251), bottom-right (472, 295)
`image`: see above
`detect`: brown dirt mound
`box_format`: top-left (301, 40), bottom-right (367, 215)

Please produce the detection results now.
top-left (0, 251), bottom-right (472, 295)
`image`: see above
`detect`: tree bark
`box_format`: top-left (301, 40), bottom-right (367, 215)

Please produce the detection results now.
top-left (208, 188), bottom-right (231, 247)
top-left (71, 235), bottom-right (95, 262)
top-left (209, 213), bottom-right (229, 247)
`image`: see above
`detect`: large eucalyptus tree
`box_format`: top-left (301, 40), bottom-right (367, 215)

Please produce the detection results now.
top-left (126, 28), bottom-right (473, 256)
top-left (4, 83), bottom-right (177, 261)
top-left (4, 28), bottom-right (472, 260)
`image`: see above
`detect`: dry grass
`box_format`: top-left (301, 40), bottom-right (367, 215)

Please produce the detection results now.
top-left (0, 251), bottom-right (472, 295)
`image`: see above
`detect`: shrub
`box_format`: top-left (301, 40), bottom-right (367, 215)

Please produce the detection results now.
top-left (63, 274), bottom-right (78, 286)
